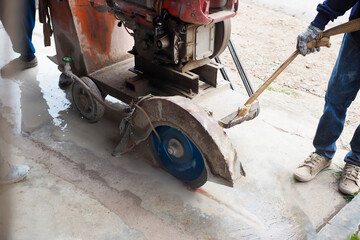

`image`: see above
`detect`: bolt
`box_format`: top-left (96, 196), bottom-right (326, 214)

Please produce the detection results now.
top-left (167, 138), bottom-right (185, 158)
top-left (168, 147), bottom-right (174, 156)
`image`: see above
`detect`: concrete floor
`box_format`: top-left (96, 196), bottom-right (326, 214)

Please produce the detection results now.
top-left (0, 2), bottom-right (359, 240)
top-left (242, 0), bottom-right (349, 24)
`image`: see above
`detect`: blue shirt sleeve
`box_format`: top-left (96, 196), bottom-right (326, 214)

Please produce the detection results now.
top-left (311, 0), bottom-right (359, 30)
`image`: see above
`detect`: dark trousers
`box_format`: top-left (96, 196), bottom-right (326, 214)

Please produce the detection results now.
top-left (0, 0), bottom-right (36, 58)
top-left (314, 33), bottom-right (360, 166)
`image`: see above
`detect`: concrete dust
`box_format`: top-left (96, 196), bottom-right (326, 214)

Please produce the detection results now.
top-left (195, 188), bottom-right (266, 230)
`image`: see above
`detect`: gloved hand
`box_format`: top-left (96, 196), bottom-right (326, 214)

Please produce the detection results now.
top-left (297, 25), bottom-right (322, 56)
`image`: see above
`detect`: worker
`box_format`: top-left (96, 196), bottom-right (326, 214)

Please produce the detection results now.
top-left (0, 152), bottom-right (29, 184)
top-left (294, 1), bottom-right (360, 195)
top-left (0, 0), bottom-right (37, 76)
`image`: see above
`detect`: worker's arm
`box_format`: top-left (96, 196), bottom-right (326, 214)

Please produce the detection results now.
top-left (297, 0), bottom-right (359, 56)
top-left (312, 0), bottom-right (359, 30)
top-left (297, 25), bottom-right (322, 56)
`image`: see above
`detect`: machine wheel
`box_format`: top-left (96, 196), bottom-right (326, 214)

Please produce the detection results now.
top-left (210, 19), bottom-right (231, 59)
top-left (72, 77), bottom-right (105, 123)
top-left (150, 125), bottom-right (207, 188)
top-left (58, 73), bottom-right (73, 90)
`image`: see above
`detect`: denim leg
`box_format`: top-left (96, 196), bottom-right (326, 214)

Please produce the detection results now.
top-left (22, 0), bottom-right (36, 57)
top-left (0, 1), bottom-right (36, 57)
top-left (313, 33), bottom-right (360, 160)
top-left (345, 125), bottom-right (360, 167)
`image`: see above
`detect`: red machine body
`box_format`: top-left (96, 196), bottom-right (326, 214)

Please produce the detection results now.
top-left (109, 0), bottom-right (238, 26)
top-left (106, 0), bottom-right (236, 69)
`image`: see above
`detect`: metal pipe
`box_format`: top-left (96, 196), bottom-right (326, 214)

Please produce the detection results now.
top-left (227, 39), bottom-right (254, 97)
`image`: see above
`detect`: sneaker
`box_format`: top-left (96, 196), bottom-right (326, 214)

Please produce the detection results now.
top-left (339, 163), bottom-right (360, 195)
top-left (0, 164), bottom-right (30, 184)
top-left (294, 152), bottom-right (331, 182)
top-left (1, 56), bottom-right (38, 77)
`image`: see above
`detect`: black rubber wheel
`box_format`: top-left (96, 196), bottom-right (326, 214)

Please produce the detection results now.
top-left (72, 77), bottom-right (105, 123)
top-left (58, 73), bottom-right (73, 90)
top-left (149, 125), bottom-right (207, 189)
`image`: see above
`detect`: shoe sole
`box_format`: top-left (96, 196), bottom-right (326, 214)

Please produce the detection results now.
top-left (338, 184), bottom-right (358, 195)
top-left (0, 60), bottom-right (38, 77)
top-left (23, 59), bottom-right (38, 70)
top-left (0, 174), bottom-right (28, 184)
top-left (293, 161), bottom-right (331, 182)
top-left (339, 180), bottom-right (360, 195)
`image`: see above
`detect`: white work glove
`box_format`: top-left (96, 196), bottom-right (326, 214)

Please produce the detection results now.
top-left (297, 25), bottom-right (322, 56)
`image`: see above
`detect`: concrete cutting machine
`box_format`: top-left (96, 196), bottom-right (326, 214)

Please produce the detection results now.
top-left (47, 0), bottom-right (259, 188)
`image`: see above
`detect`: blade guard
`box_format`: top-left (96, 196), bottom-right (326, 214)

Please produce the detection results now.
top-left (113, 96), bottom-right (245, 187)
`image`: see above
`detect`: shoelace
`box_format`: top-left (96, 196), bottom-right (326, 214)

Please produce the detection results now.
top-left (303, 154), bottom-right (322, 169)
top-left (344, 164), bottom-right (360, 183)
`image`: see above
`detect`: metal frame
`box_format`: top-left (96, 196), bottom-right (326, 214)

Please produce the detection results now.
top-left (48, 0), bottom-right (257, 187)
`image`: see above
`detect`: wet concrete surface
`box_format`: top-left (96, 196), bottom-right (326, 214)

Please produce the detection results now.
top-left (0, 2), bottom-right (358, 239)
top-left (0, 56), bottom-right (311, 239)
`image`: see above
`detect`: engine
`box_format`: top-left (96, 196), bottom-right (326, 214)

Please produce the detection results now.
top-left (106, 0), bottom-right (238, 71)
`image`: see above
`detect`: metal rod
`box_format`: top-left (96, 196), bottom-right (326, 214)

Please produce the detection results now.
top-left (227, 39), bottom-right (254, 97)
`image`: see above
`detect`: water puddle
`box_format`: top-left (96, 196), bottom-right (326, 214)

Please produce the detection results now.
top-left (37, 62), bottom-right (71, 131)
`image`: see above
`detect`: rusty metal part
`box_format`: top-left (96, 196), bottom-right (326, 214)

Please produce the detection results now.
top-left (113, 96), bottom-right (245, 187)
top-left (135, 56), bottom-right (200, 94)
top-left (191, 61), bottom-right (222, 87)
top-left (49, 0), bottom-right (133, 76)
top-left (89, 58), bottom-right (148, 104)
top-left (218, 100), bottom-right (260, 128)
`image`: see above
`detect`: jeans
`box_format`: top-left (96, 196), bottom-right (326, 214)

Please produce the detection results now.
top-left (313, 33), bottom-right (360, 167)
top-left (0, 0), bottom-right (36, 59)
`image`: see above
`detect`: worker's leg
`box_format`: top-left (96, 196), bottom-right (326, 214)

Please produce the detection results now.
top-left (1, 0), bottom-right (36, 59)
top-left (339, 125), bottom-right (360, 195)
top-left (345, 125), bottom-right (360, 166)
top-left (21, 0), bottom-right (36, 60)
top-left (313, 33), bottom-right (360, 160)
top-left (0, 152), bottom-right (30, 184)
top-left (0, 0), bottom-right (37, 76)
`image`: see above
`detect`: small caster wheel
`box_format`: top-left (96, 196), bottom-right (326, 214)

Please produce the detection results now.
top-left (58, 73), bottom-right (73, 90)
top-left (149, 125), bottom-right (207, 188)
top-left (72, 77), bottom-right (105, 123)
